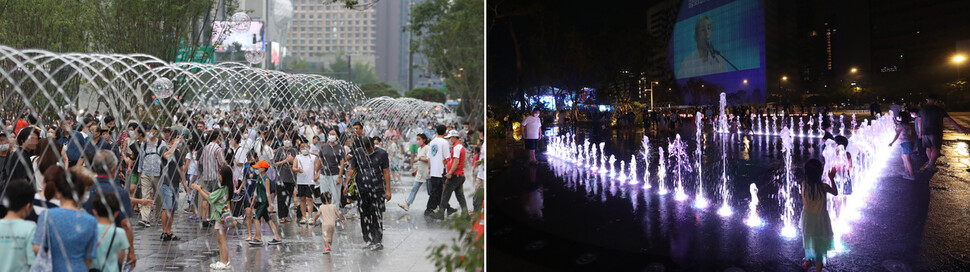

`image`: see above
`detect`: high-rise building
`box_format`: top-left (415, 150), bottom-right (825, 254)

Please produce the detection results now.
top-left (376, 0), bottom-right (440, 93)
top-left (285, 0), bottom-right (378, 69)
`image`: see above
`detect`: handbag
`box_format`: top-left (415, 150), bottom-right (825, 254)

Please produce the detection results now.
top-left (29, 213), bottom-right (52, 272)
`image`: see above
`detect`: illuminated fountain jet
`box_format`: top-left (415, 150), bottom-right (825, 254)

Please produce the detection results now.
top-left (745, 183), bottom-right (763, 227)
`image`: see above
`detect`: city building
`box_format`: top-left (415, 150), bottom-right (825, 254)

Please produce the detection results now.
top-left (285, 0), bottom-right (378, 70)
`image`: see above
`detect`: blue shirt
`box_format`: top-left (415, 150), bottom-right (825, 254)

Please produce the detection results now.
top-left (57, 131), bottom-right (86, 162)
top-left (82, 176), bottom-right (133, 227)
top-left (32, 208), bottom-right (98, 272)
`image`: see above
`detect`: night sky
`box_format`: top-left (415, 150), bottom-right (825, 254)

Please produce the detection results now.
top-left (488, 0), bottom-right (662, 97)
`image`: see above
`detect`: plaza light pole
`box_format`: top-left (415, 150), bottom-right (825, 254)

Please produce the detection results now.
top-left (954, 55), bottom-right (966, 92)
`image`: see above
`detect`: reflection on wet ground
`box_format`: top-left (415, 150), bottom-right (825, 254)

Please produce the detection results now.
top-left (489, 112), bottom-right (970, 271)
top-left (132, 175), bottom-right (471, 271)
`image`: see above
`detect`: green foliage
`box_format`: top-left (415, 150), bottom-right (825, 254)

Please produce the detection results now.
top-left (407, 0), bottom-right (484, 122)
top-left (359, 82), bottom-right (400, 98)
top-left (427, 210), bottom-right (485, 272)
top-left (322, 53), bottom-right (380, 84)
top-left (406, 87), bottom-right (446, 103)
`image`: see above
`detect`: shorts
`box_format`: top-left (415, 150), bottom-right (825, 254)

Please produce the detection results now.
top-left (297, 184), bottom-right (315, 198)
top-left (129, 173), bottom-right (140, 185)
top-left (922, 134), bottom-right (942, 149)
top-left (524, 139), bottom-right (538, 150)
top-left (253, 201), bottom-right (270, 222)
top-left (900, 141), bottom-right (914, 155)
top-left (409, 144), bottom-right (419, 154)
top-left (160, 184), bottom-right (178, 211)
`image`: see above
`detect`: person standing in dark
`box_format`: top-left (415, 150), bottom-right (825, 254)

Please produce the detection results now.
top-left (345, 136), bottom-right (391, 251)
top-left (916, 94), bottom-right (969, 172)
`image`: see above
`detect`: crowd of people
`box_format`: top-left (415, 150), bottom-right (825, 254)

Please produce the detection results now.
top-left (0, 106), bottom-right (485, 271)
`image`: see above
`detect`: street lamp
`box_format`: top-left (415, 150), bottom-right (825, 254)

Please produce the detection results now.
top-left (850, 67), bottom-right (858, 73)
top-left (953, 55), bottom-right (966, 81)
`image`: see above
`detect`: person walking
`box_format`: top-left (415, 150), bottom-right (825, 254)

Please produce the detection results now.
top-left (273, 136), bottom-right (298, 223)
top-left (317, 128), bottom-right (346, 208)
top-left (888, 112), bottom-right (917, 180)
top-left (32, 166), bottom-right (97, 272)
top-left (345, 137), bottom-right (391, 250)
top-left (137, 125), bottom-right (167, 227)
top-left (248, 160), bottom-right (282, 246)
top-left (521, 108), bottom-right (542, 164)
top-left (293, 142), bottom-right (321, 224)
top-left (916, 94), bottom-right (970, 172)
top-left (437, 130), bottom-right (468, 217)
top-left (159, 133), bottom-right (184, 241)
top-left (312, 192), bottom-right (344, 254)
top-left (199, 131), bottom-right (227, 227)
top-left (83, 150), bottom-right (139, 269)
top-left (425, 125), bottom-right (450, 216)
top-left (399, 133), bottom-right (430, 211)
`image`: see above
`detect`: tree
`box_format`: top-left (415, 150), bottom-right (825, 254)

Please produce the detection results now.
top-left (406, 87), bottom-right (446, 103)
top-left (408, 0), bottom-right (483, 123)
top-left (323, 55), bottom-right (380, 84)
top-left (360, 82), bottom-right (400, 98)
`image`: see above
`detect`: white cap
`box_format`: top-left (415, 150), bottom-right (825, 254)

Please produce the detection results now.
top-left (447, 129), bottom-right (460, 138)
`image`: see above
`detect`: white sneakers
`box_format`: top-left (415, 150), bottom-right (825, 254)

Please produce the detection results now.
top-left (398, 202), bottom-right (410, 211)
top-left (209, 261), bottom-right (230, 270)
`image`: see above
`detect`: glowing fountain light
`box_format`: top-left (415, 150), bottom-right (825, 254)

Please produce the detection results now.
top-left (608, 155), bottom-right (617, 177)
top-left (618, 160), bottom-right (627, 182)
top-left (669, 134), bottom-right (691, 202)
top-left (745, 183), bottom-right (763, 227)
top-left (718, 204), bottom-right (733, 217)
top-left (694, 112), bottom-right (707, 209)
top-left (598, 143), bottom-right (607, 174)
top-left (642, 136), bottom-right (652, 189)
top-left (588, 144), bottom-right (598, 171)
top-left (629, 155), bottom-right (639, 184)
top-left (798, 117), bottom-right (805, 137)
top-left (779, 127), bottom-right (798, 238)
top-left (657, 147), bottom-right (668, 194)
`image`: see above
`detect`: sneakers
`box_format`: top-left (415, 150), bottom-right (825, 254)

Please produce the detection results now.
top-left (209, 261), bottom-right (231, 270)
top-left (138, 220), bottom-right (152, 227)
top-left (323, 248), bottom-right (331, 254)
top-left (398, 202), bottom-right (410, 211)
top-left (248, 239), bottom-right (263, 246)
top-left (267, 239), bottom-right (282, 245)
top-left (370, 243), bottom-right (384, 251)
top-left (902, 174), bottom-right (916, 181)
top-left (299, 219), bottom-right (308, 225)
top-left (361, 243), bottom-right (375, 250)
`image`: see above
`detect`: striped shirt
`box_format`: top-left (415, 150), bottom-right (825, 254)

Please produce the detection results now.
top-left (201, 142), bottom-right (225, 181)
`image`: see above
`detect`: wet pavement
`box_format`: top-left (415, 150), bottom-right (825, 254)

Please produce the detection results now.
top-left (129, 172), bottom-right (475, 272)
top-left (488, 112), bottom-right (970, 271)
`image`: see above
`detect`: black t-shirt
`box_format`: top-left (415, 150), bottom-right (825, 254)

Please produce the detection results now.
top-left (162, 149), bottom-right (183, 187)
top-left (128, 141), bottom-right (141, 174)
top-left (273, 147), bottom-right (297, 184)
top-left (350, 147), bottom-right (389, 193)
top-left (318, 144), bottom-right (346, 176)
top-left (2, 148), bottom-right (32, 187)
top-left (918, 105), bottom-right (949, 135)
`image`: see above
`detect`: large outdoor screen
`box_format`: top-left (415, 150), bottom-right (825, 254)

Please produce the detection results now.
top-left (211, 21), bottom-right (265, 52)
top-left (670, 0), bottom-right (765, 104)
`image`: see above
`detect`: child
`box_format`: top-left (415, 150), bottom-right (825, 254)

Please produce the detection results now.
top-left (190, 166), bottom-right (234, 270)
top-left (91, 193), bottom-right (131, 272)
top-left (249, 160), bottom-right (282, 246)
top-left (888, 112), bottom-right (916, 180)
top-left (831, 136), bottom-right (853, 219)
top-left (801, 159), bottom-right (838, 272)
top-left (312, 192), bottom-right (344, 254)
top-left (0, 180), bottom-right (37, 272)
top-left (240, 151), bottom-right (258, 242)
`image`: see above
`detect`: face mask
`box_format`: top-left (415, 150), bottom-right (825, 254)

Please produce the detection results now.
top-left (301, 149), bottom-right (309, 156)
top-left (328, 135), bottom-right (338, 143)
top-left (283, 140), bottom-right (292, 147)
top-left (146, 132), bottom-right (154, 139)
top-left (0, 144), bottom-right (9, 152)
top-left (127, 130), bottom-right (134, 138)
top-left (223, 128), bottom-right (230, 132)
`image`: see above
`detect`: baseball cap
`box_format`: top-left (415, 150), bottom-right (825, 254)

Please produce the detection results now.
top-left (253, 160), bottom-right (270, 169)
top-left (447, 129), bottom-right (460, 138)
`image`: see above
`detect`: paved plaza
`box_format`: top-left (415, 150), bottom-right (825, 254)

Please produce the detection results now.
top-left (129, 173), bottom-right (475, 272)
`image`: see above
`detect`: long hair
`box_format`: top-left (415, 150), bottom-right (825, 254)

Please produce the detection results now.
top-left (804, 159), bottom-right (825, 200)
top-left (219, 166), bottom-right (234, 203)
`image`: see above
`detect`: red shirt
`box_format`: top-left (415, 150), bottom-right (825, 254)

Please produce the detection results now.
top-left (14, 119), bottom-right (28, 137)
top-left (448, 142), bottom-right (466, 176)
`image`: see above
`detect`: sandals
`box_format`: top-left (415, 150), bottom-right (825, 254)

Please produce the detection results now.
top-left (802, 259), bottom-right (814, 270)
top-left (161, 233), bottom-right (181, 241)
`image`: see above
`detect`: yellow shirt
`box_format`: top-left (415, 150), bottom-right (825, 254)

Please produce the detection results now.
top-left (801, 181), bottom-right (827, 214)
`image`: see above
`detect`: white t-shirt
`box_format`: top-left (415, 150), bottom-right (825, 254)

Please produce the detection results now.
top-left (232, 146), bottom-right (247, 181)
top-left (415, 145), bottom-right (431, 180)
top-left (428, 137), bottom-right (450, 178)
top-left (522, 115), bottom-right (542, 140)
top-left (295, 154), bottom-right (317, 185)
top-left (185, 150), bottom-right (199, 176)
